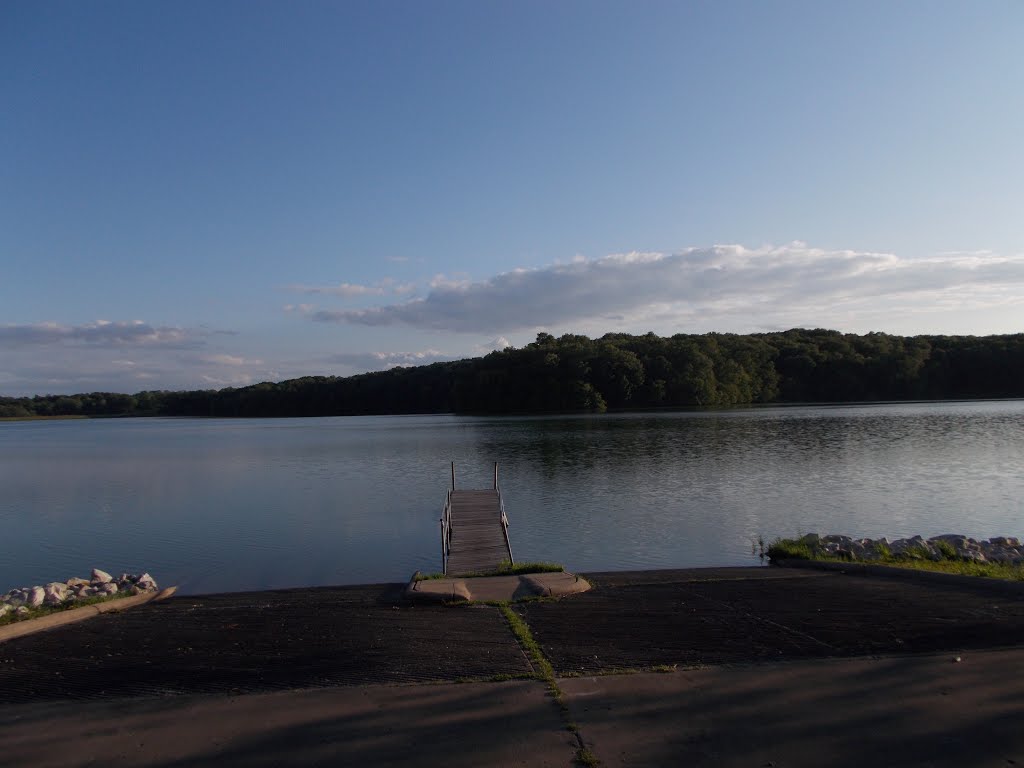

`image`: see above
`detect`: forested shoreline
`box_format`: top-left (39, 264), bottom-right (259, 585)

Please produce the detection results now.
top-left (3, 329), bottom-right (1023, 419)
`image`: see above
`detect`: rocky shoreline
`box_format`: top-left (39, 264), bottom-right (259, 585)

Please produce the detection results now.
top-left (796, 533), bottom-right (1022, 564)
top-left (1, 569), bottom-right (159, 619)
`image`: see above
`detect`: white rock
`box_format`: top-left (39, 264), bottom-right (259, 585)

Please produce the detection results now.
top-left (99, 583), bottom-right (118, 595)
top-left (91, 569), bottom-right (113, 584)
top-left (15, 606), bottom-right (29, 615)
top-left (136, 573), bottom-right (157, 590)
top-left (27, 586), bottom-right (45, 608)
top-left (823, 534), bottom-right (853, 545)
top-left (66, 577), bottom-right (90, 587)
top-left (0, 604), bottom-right (11, 617)
top-left (43, 583), bottom-right (69, 606)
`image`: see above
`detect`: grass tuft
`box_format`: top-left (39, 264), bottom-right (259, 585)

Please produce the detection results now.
top-left (934, 540), bottom-right (958, 560)
top-left (496, 602), bottom-right (601, 764)
top-left (765, 538), bottom-right (815, 561)
top-left (499, 604), bottom-right (557, 685)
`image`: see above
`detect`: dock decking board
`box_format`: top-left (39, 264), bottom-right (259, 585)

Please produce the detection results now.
top-left (444, 488), bottom-right (513, 575)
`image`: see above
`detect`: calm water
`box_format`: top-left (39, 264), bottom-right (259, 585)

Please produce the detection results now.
top-left (2, 401), bottom-right (1022, 594)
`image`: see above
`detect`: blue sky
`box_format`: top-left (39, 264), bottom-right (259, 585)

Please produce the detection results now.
top-left (2, 1), bottom-right (1022, 395)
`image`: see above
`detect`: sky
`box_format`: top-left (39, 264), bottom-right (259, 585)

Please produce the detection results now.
top-left (2, 1), bottom-right (1023, 396)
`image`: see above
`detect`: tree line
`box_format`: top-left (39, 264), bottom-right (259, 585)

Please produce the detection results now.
top-left (3, 329), bottom-right (1024, 419)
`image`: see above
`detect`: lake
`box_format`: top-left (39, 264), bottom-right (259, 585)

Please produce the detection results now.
top-left (2, 401), bottom-right (1022, 594)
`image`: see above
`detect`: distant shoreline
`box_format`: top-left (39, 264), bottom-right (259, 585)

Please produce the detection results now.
top-left (2, 397), bottom-right (1022, 423)
top-left (0, 414), bottom-right (89, 422)
top-left (4, 329), bottom-right (1024, 419)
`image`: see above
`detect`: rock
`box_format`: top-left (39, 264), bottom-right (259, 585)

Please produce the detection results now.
top-left (99, 583), bottom-right (119, 595)
top-left (0, 604), bottom-right (11, 617)
top-left (43, 583), bottom-right (69, 606)
top-left (27, 586), bottom-right (45, 608)
top-left (15, 606), bottom-right (29, 616)
top-left (136, 573), bottom-right (157, 590)
top-left (91, 569), bottom-right (113, 584)
top-left (822, 534), bottom-right (853, 545)
top-left (66, 577), bottom-right (90, 587)
top-left (5, 595), bottom-right (26, 608)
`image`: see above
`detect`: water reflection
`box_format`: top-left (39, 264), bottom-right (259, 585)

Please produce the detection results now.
top-left (1, 402), bottom-right (1022, 594)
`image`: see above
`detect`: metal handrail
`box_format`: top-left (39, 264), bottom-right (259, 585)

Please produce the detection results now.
top-left (441, 488), bottom-right (453, 574)
top-left (496, 485), bottom-right (514, 566)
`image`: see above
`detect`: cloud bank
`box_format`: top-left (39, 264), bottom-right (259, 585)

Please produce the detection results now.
top-left (0, 320), bottom-right (200, 348)
top-left (309, 245), bottom-right (1024, 334)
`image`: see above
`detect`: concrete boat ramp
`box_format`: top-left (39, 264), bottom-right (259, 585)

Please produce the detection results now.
top-left (3, 566), bottom-right (1024, 766)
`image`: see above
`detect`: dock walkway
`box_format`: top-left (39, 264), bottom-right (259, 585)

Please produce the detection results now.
top-left (441, 464), bottom-right (514, 575)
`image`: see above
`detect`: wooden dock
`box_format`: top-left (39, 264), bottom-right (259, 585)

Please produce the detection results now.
top-left (441, 464), bottom-right (514, 576)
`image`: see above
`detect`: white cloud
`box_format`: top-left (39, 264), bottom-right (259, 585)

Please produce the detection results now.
top-left (309, 245), bottom-right (1024, 335)
top-left (0, 320), bottom-right (201, 348)
top-left (474, 337), bottom-right (512, 354)
top-left (428, 273), bottom-right (472, 290)
top-left (327, 349), bottom-right (452, 370)
top-left (292, 282), bottom-right (384, 297)
top-left (200, 354), bottom-right (261, 367)
top-left (200, 372), bottom-right (255, 387)
top-left (290, 277), bottom-right (416, 298)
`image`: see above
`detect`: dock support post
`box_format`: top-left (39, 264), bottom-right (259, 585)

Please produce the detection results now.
top-left (493, 462), bottom-right (498, 490)
top-left (451, 461), bottom-right (455, 491)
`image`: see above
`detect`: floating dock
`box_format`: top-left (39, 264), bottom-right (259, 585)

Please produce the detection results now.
top-left (441, 463), bottom-right (514, 575)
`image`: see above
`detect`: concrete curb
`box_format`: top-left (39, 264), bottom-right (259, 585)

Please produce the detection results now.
top-left (404, 572), bottom-right (591, 603)
top-left (0, 586), bottom-right (177, 644)
top-left (775, 559), bottom-right (1024, 596)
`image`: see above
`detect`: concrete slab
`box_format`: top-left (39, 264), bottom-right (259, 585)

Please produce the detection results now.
top-left (403, 577), bottom-right (473, 603)
top-left (522, 572), bottom-right (591, 598)
top-left (0, 680), bottom-right (577, 768)
top-left (561, 648), bottom-right (1024, 768)
top-left (404, 572), bottom-right (591, 603)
